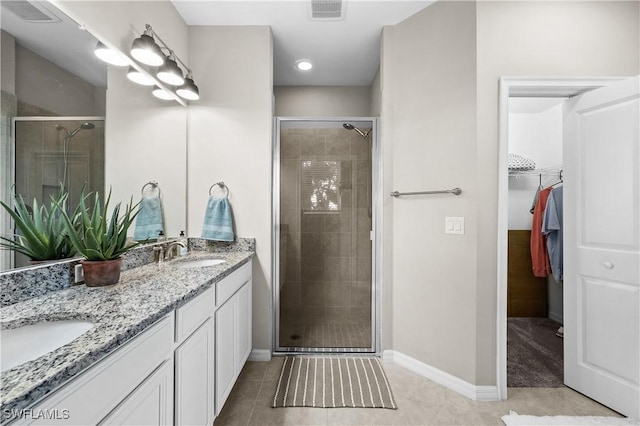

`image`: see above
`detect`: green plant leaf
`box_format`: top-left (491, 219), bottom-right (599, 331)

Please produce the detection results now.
top-left (55, 187), bottom-right (140, 261)
top-left (0, 190), bottom-right (78, 261)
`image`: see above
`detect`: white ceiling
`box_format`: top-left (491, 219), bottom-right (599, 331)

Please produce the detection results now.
top-left (1, 1), bottom-right (433, 89)
top-left (171, 0), bottom-right (435, 86)
top-left (0, 1), bottom-right (107, 87)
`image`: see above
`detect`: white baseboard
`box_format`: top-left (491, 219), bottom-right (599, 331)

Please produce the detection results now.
top-left (248, 349), bottom-right (271, 362)
top-left (382, 350), bottom-right (499, 402)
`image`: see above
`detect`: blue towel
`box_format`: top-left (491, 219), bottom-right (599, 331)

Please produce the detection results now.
top-left (134, 194), bottom-right (164, 241)
top-left (201, 197), bottom-right (234, 241)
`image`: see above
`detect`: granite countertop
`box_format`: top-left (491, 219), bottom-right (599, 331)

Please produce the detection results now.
top-left (0, 250), bottom-right (254, 419)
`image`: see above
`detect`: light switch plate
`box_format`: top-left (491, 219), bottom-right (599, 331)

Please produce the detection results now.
top-left (445, 217), bottom-right (464, 235)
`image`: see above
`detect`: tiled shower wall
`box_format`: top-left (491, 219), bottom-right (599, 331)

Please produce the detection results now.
top-left (279, 127), bottom-right (372, 348)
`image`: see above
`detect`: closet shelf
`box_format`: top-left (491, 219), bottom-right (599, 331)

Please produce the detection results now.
top-left (509, 165), bottom-right (563, 178)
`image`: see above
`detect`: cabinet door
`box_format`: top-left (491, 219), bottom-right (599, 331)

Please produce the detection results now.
top-left (236, 280), bottom-right (252, 368)
top-left (215, 298), bottom-right (236, 414)
top-left (99, 360), bottom-right (173, 426)
top-left (174, 318), bottom-right (215, 426)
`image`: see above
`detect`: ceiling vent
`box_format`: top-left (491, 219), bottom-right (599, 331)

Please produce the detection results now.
top-left (1, 1), bottom-right (61, 23)
top-left (309, 0), bottom-right (344, 20)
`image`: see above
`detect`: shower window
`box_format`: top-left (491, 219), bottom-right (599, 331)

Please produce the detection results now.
top-left (301, 160), bottom-right (341, 212)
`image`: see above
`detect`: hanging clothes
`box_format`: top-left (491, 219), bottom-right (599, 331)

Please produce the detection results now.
top-left (542, 185), bottom-right (564, 282)
top-left (531, 187), bottom-right (553, 277)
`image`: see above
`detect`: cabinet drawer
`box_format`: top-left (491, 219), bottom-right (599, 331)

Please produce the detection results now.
top-left (215, 263), bottom-right (251, 307)
top-left (175, 286), bottom-right (215, 344)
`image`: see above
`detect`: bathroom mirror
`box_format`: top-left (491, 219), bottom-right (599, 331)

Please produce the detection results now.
top-left (0, 0), bottom-right (188, 272)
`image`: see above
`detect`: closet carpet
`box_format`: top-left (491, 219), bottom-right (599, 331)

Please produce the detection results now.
top-left (508, 317), bottom-right (564, 387)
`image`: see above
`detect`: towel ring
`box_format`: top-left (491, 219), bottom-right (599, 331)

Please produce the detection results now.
top-left (209, 181), bottom-right (229, 198)
top-left (141, 181), bottom-right (161, 197)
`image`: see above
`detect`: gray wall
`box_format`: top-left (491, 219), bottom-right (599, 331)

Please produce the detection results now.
top-left (58, 0), bottom-right (189, 237)
top-left (15, 45), bottom-right (104, 116)
top-left (381, 0), bottom-right (639, 386)
top-left (274, 86), bottom-right (373, 117)
top-left (381, 1), bottom-right (478, 383)
top-left (187, 26), bottom-right (274, 351)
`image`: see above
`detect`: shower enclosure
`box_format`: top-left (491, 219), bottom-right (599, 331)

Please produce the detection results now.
top-left (7, 117), bottom-right (105, 269)
top-left (274, 118), bottom-right (378, 353)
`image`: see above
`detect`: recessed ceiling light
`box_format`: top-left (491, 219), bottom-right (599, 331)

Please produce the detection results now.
top-left (295, 59), bottom-right (313, 71)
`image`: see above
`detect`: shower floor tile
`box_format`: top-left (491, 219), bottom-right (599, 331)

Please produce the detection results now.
top-left (279, 321), bottom-right (371, 349)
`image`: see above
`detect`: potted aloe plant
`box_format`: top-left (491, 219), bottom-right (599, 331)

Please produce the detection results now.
top-left (0, 190), bottom-right (79, 262)
top-left (61, 190), bottom-right (140, 287)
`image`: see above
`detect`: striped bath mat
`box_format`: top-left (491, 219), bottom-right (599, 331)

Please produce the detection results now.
top-left (272, 356), bottom-right (397, 409)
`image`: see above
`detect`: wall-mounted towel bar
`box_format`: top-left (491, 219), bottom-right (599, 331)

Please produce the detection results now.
top-left (390, 187), bottom-right (462, 198)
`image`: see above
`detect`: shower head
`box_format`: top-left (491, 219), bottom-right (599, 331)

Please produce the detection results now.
top-left (56, 122), bottom-right (95, 138)
top-left (342, 122), bottom-right (370, 139)
top-left (69, 122), bottom-right (94, 137)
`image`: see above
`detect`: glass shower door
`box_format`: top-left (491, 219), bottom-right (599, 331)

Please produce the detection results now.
top-left (276, 119), bottom-right (374, 352)
top-left (10, 117), bottom-right (104, 269)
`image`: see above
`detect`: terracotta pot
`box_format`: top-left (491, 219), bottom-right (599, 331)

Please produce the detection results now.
top-left (81, 258), bottom-right (122, 287)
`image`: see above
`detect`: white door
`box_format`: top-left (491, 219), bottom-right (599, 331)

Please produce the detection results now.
top-left (564, 76), bottom-right (639, 418)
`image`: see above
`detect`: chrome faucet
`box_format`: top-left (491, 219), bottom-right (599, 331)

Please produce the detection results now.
top-left (153, 245), bottom-right (165, 264)
top-left (163, 241), bottom-right (187, 261)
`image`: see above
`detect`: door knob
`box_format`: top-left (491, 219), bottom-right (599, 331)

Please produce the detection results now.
top-left (603, 261), bottom-right (614, 269)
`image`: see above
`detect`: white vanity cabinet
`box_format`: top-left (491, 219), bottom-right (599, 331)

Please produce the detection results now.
top-left (174, 261), bottom-right (252, 424)
top-left (10, 259), bottom-right (253, 426)
top-left (214, 263), bottom-right (252, 414)
top-left (17, 315), bottom-right (174, 426)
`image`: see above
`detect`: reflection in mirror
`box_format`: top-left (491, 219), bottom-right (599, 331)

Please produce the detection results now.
top-left (1, 1), bottom-right (106, 272)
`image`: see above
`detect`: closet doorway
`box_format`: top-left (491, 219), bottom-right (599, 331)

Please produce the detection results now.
top-left (506, 97), bottom-right (565, 388)
top-left (272, 118), bottom-right (380, 354)
top-left (497, 77), bottom-right (640, 419)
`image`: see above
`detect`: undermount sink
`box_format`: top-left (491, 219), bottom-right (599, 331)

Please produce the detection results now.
top-left (0, 319), bottom-right (95, 372)
top-left (173, 258), bottom-right (226, 269)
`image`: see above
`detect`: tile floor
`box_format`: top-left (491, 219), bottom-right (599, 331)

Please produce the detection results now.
top-left (213, 357), bottom-right (621, 425)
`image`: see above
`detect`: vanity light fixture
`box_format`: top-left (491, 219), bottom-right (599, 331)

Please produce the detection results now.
top-left (295, 59), bottom-right (313, 71)
top-left (94, 41), bottom-right (129, 66)
top-left (152, 86), bottom-right (174, 100)
top-left (130, 25), bottom-right (164, 66)
top-left (176, 71), bottom-right (200, 100)
top-left (126, 66), bottom-right (155, 86)
top-left (130, 24), bottom-right (199, 103)
top-left (157, 52), bottom-right (184, 86)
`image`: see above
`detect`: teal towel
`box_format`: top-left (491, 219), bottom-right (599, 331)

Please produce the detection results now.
top-left (201, 197), bottom-right (234, 241)
top-left (134, 195), bottom-right (164, 241)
